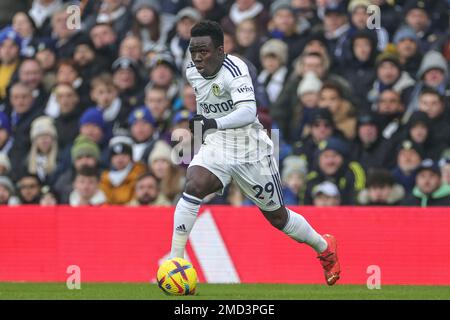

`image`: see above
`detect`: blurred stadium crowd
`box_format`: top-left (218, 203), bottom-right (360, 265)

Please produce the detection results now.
top-left (0, 0), bottom-right (449, 207)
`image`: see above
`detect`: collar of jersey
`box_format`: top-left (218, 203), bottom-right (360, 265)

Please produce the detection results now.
top-left (201, 55), bottom-right (227, 80)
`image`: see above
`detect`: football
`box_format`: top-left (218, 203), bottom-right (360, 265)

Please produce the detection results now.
top-left (156, 258), bottom-right (198, 295)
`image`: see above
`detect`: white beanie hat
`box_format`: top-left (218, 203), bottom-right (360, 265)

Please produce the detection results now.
top-left (0, 175), bottom-right (14, 193)
top-left (148, 140), bottom-right (173, 165)
top-left (30, 116), bottom-right (57, 141)
top-left (260, 39), bottom-right (289, 65)
top-left (297, 72), bottom-right (323, 96)
top-left (282, 155), bottom-right (308, 182)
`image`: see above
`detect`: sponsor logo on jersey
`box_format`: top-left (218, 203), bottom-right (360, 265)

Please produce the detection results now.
top-left (212, 84), bottom-right (221, 96)
top-left (237, 85), bottom-right (254, 94)
top-left (200, 100), bottom-right (234, 114)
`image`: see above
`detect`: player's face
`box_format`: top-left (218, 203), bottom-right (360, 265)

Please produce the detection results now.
top-left (189, 36), bottom-right (224, 77)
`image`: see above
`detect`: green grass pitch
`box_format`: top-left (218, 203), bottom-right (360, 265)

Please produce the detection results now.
top-left (0, 283), bottom-right (449, 300)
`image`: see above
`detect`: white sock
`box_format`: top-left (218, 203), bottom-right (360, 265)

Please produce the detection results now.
top-left (282, 208), bottom-right (328, 253)
top-left (170, 192), bottom-right (202, 258)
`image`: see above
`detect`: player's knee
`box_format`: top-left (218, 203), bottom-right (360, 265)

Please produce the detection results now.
top-left (185, 179), bottom-right (208, 199)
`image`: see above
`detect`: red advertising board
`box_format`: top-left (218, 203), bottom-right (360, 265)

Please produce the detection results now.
top-left (0, 206), bottom-right (449, 285)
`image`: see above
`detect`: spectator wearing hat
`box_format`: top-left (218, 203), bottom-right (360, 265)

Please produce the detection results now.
top-left (368, 46), bottom-right (415, 107)
top-left (318, 81), bottom-right (357, 140)
top-left (302, 137), bottom-right (366, 205)
top-left (127, 172), bottom-right (171, 206)
top-left (128, 106), bottom-right (159, 164)
top-left (53, 135), bottom-right (101, 204)
top-left (54, 84), bottom-right (83, 151)
top-left (292, 108), bottom-right (343, 167)
top-left (267, 3), bottom-right (308, 67)
top-left (406, 50), bottom-right (449, 119)
top-left (33, 38), bottom-right (57, 92)
top-left (100, 135), bottom-right (146, 205)
top-left (0, 175), bottom-right (19, 205)
top-left (340, 30), bottom-right (378, 111)
top-left (69, 166), bottom-right (106, 207)
top-left (346, 0), bottom-right (388, 52)
top-left (403, 0), bottom-right (445, 53)
top-left (8, 82), bottom-right (43, 179)
top-left (357, 168), bottom-right (405, 206)
top-left (130, 0), bottom-right (172, 54)
top-left (289, 71), bottom-right (322, 141)
top-left (147, 52), bottom-right (181, 105)
top-left (78, 107), bottom-right (107, 146)
top-left (0, 111), bottom-right (13, 154)
top-left (11, 11), bottom-right (38, 58)
top-left (322, 2), bottom-right (351, 61)
top-left (350, 112), bottom-right (386, 170)
top-left (439, 150), bottom-right (450, 185)
top-left (112, 56), bottom-right (145, 110)
top-left (221, 0), bottom-right (270, 35)
top-left (257, 39), bottom-right (289, 104)
top-left (281, 155), bottom-right (308, 205)
top-left (391, 139), bottom-right (424, 193)
top-left (417, 87), bottom-right (450, 148)
top-left (402, 159), bottom-right (450, 207)
top-left (393, 26), bottom-right (422, 78)
top-left (16, 172), bottom-right (42, 204)
top-left (148, 140), bottom-right (185, 203)
top-left (168, 7), bottom-right (203, 71)
top-left (311, 181), bottom-right (341, 207)
top-left (22, 116), bottom-right (59, 185)
top-left (0, 27), bottom-right (21, 101)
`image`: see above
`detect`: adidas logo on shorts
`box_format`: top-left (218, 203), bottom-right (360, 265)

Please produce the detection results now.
top-left (267, 200), bottom-right (276, 207)
top-left (176, 224), bottom-right (187, 232)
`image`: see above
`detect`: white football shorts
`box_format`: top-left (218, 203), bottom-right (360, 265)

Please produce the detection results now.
top-left (188, 143), bottom-right (284, 211)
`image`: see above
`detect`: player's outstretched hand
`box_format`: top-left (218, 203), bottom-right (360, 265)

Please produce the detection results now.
top-left (189, 114), bottom-right (218, 137)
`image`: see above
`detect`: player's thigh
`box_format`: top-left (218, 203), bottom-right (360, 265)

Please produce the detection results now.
top-left (231, 155), bottom-right (284, 211)
top-left (187, 146), bottom-right (232, 197)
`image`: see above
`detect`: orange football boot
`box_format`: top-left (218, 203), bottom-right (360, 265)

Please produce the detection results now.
top-left (317, 234), bottom-right (341, 286)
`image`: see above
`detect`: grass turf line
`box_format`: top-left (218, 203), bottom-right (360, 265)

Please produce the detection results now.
top-left (0, 283), bottom-right (449, 300)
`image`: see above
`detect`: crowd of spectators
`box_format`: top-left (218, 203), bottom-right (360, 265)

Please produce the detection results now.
top-left (0, 0), bottom-right (449, 207)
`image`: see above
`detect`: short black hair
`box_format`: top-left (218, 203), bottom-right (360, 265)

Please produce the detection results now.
top-left (190, 20), bottom-right (224, 48)
top-left (366, 168), bottom-right (395, 188)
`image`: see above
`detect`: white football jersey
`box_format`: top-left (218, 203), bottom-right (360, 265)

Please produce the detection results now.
top-left (186, 54), bottom-right (273, 162)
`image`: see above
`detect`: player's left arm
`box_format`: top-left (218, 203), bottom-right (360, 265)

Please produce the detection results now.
top-left (215, 63), bottom-right (257, 130)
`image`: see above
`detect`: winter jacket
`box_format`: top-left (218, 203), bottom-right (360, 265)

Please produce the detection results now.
top-left (100, 162), bottom-right (147, 205)
top-left (302, 160), bottom-right (366, 205)
top-left (402, 183), bottom-right (450, 207)
top-left (357, 184), bottom-right (405, 206)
